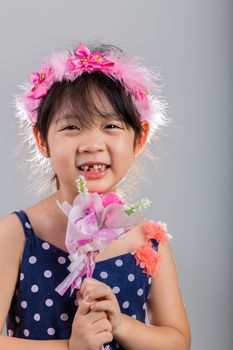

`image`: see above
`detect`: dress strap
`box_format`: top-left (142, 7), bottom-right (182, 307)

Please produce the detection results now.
top-left (12, 210), bottom-right (35, 240)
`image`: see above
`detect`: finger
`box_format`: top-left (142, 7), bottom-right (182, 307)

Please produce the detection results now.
top-left (76, 290), bottom-right (84, 306)
top-left (85, 310), bottom-right (108, 323)
top-left (76, 290), bottom-right (82, 299)
top-left (76, 299), bottom-right (91, 316)
top-left (80, 277), bottom-right (106, 295)
top-left (90, 300), bottom-right (115, 315)
top-left (76, 278), bottom-right (105, 304)
top-left (84, 285), bottom-right (114, 302)
top-left (91, 317), bottom-right (112, 334)
top-left (95, 331), bottom-right (113, 346)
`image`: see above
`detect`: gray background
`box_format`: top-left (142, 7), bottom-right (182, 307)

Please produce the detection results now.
top-left (0, 1), bottom-right (232, 349)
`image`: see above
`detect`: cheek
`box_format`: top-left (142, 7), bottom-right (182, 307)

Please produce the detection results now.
top-left (49, 143), bottom-right (73, 172)
top-left (114, 136), bottom-right (134, 165)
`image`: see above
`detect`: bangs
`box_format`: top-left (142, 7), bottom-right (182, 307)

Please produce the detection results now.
top-left (36, 71), bottom-right (144, 142)
top-left (56, 74), bottom-right (131, 129)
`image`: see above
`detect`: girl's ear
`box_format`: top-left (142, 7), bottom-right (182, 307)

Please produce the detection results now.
top-left (33, 126), bottom-right (49, 158)
top-left (134, 121), bottom-right (151, 157)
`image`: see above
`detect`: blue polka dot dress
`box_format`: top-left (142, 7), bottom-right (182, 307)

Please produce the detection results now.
top-left (6, 210), bottom-right (159, 349)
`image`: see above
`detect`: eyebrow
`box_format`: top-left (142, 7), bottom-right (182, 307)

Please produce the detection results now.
top-left (55, 112), bottom-right (123, 125)
top-left (55, 114), bottom-right (78, 124)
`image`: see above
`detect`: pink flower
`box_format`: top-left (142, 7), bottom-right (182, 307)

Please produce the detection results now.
top-left (27, 64), bottom-right (53, 99)
top-left (101, 192), bottom-right (125, 207)
top-left (67, 43), bottom-right (114, 73)
top-left (145, 220), bottom-right (171, 243)
top-left (134, 241), bottom-right (163, 276)
top-left (55, 190), bottom-right (141, 296)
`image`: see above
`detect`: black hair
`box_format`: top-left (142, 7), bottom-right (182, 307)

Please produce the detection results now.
top-left (36, 71), bottom-right (144, 144)
top-left (35, 71), bottom-right (144, 189)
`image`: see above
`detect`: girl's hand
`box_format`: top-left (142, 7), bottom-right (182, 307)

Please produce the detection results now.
top-left (69, 298), bottom-right (113, 350)
top-left (78, 278), bottom-right (122, 336)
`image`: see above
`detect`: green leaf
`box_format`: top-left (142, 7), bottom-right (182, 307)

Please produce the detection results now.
top-left (76, 175), bottom-right (88, 193)
top-left (124, 198), bottom-right (151, 215)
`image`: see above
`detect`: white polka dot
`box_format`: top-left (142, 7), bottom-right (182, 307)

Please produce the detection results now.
top-left (34, 313), bottom-right (40, 321)
top-left (31, 284), bottom-right (39, 293)
top-left (137, 288), bottom-right (144, 296)
top-left (58, 256), bottom-right (66, 264)
top-left (131, 314), bottom-right (137, 319)
top-left (42, 242), bottom-right (50, 250)
top-left (20, 273), bottom-right (24, 281)
top-left (74, 299), bottom-right (79, 306)
top-left (112, 286), bottom-right (120, 294)
top-left (115, 259), bottom-right (123, 267)
top-left (15, 316), bottom-right (20, 324)
top-left (100, 271), bottom-right (108, 279)
top-left (142, 302), bottom-right (146, 310)
top-left (29, 256), bottom-right (37, 264)
top-left (122, 301), bottom-right (129, 309)
top-left (45, 299), bottom-right (53, 307)
top-left (23, 329), bottom-right (30, 337)
top-left (148, 277), bottom-right (152, 285)
top-left (8, 329), bottom-right (13, 336)
top-left (47, 327), bottom-right (55, 336)
top-left (21, 301), bottom-right (27, 309)
top-left (25, 222), bottom-right (31, 229)
top-left (140, 261), bottom-right (145, 268)
top-left (44, 270), bottom-right (52, 278)
top-left (128, 274), bottom-right (135, 282)
top-left (60, 313), bottom-right (69, 321)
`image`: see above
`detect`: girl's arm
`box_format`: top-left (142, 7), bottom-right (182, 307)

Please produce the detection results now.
top-left (0, 215), bottom-right (111, 350)
top-left (114, 240), bottom-right (191, 350)
top-left (0, 215), bottom-right (69, 349)
top-left (85, 241), bottom-right (191, 350)
top-left (0, 335), bottom-right (69, 350)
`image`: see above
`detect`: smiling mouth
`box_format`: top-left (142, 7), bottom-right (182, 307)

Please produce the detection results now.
top-left (77, 164), bottom-right (111, 172)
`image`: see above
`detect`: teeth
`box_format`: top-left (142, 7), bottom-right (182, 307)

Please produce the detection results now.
top-left (80, 164), bottom-right (108, 172)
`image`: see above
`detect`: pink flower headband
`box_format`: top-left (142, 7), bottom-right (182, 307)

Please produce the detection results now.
top-left (16, 43), bottom-right (168, 138)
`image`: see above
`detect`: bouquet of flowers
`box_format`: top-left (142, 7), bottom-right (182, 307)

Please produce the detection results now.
top-left (55, 176), bottom-right (151, 296)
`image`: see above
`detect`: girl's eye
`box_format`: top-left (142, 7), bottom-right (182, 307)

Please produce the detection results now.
top-left (105, 124), bottom-right (121, 129)
top-left (61, 125), bottom-right (79, 131)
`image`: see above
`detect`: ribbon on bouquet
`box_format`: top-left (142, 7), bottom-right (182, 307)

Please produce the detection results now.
top-left (55, 178), bottom-right (146, 296)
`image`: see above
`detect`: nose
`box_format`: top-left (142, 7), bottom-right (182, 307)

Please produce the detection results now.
top-left (78, 129), bottom-right (106, 153)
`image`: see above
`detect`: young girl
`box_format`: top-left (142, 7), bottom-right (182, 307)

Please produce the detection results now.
top-left (0, 42), bottom-right (191, 350)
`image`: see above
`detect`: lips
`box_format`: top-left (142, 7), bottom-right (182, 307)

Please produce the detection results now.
top-left (77, 162), bottom-right (111, 172)
top-left (77, 162), bottom-right (111, 180)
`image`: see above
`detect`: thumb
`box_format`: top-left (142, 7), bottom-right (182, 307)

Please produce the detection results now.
top-left (76, 290), bottom-right (83, 306)
top-left (77, 299), bottom-right (91, 316)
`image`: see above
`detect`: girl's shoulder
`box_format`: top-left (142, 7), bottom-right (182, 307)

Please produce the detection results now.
top-left (0, 212), bottom-right (25, 247)
top-left (20, 196), bottom-right (69, 252)
top-left (0, 195), bottom-right (55, 256)
top-left (0, 213), bottom-right (26, 277)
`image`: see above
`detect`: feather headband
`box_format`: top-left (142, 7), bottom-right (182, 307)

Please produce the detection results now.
top-left (14, 42), bottom-right (169, 196)
top-left (15, 43), bottom-right (168, 139)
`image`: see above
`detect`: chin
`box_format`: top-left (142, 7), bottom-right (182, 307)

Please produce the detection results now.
top-left (87, 183), bottom-right (116, 195)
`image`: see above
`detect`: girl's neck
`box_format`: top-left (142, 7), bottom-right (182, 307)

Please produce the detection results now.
top-left (54, 187), bottom-right (121, 205)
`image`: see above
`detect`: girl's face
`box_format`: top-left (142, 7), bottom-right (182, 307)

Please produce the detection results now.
top-left (45, 94), bottom-right (140, 202)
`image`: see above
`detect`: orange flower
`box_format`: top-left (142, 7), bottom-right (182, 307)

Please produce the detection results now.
top-left (145, 220), bottom-right (171, 243)
top-left (134, 241), bottom-right (163, 276)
